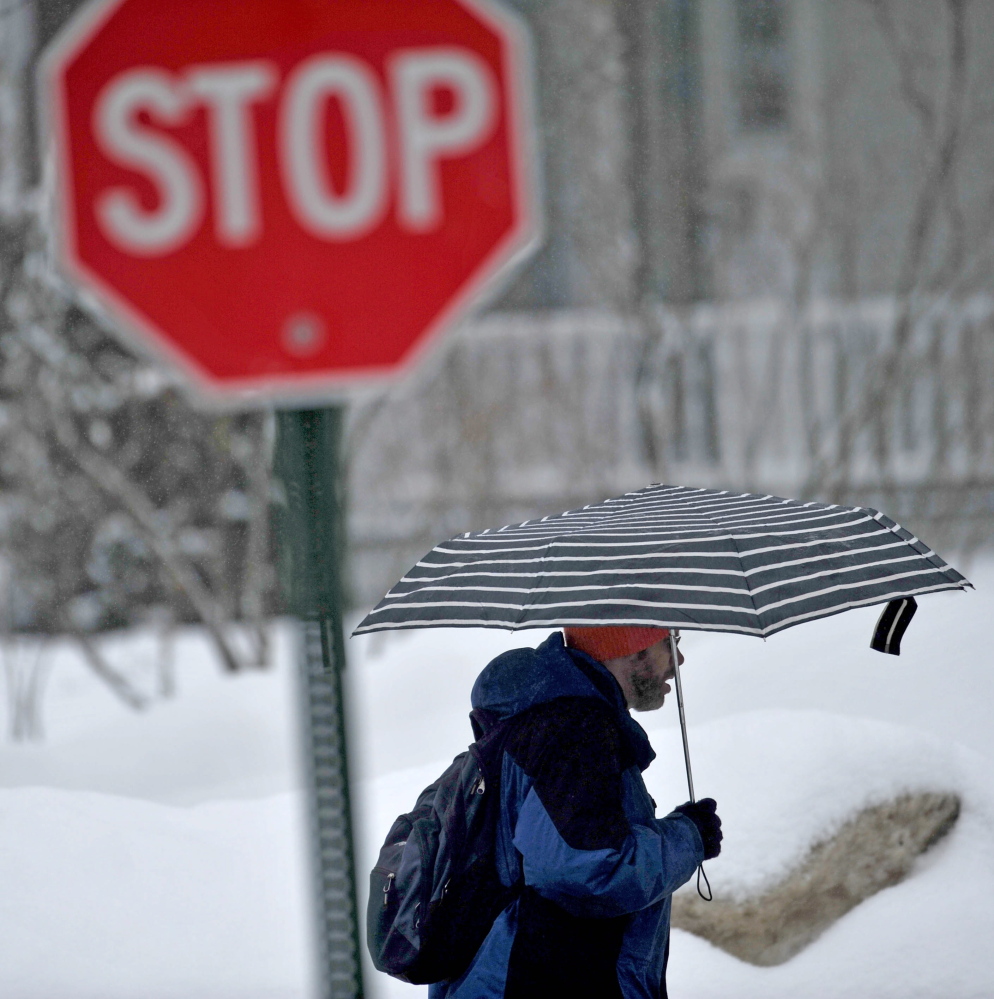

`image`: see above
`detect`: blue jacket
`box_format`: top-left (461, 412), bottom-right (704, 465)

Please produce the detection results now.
top-left (430, 632), bottom-right (703, 999)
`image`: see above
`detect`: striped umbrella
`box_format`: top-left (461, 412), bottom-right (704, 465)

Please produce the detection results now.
top-left (355, 484), bottom-right (970, 638)
top-left (355, 484), bottom-right (971, 805)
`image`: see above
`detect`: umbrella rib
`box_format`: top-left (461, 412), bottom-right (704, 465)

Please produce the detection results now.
top-left (763, 579), bottom-right (970, 635)
top-left (442, 515), bottom-right (868, 554)
top-left (464, 487), bottom-right (839, 539)
top-left (385, 581), bottom-right (754, 598)
top-left (396, 565), bottom-right (751, 584)
top-left (398, 538), bottom-right (912, 584)
top-left (369, 568), bottom-right (964, 626)
top-left (414, 527), bottom-right (899, 570)
top-left (754, 566), bottom-right (958, 615)
top-left (353, 616), bottom-right (766, 636)
top-left (869, 510), bottom-right (966, 582)
top-left (745, 553), bottom-right (930, 596)
top-left (492, 500), bottom-right (848, 529)
top-left (495, 501), bottom-right (825, 529)
top-left (363, 596), bottom-right (764, 615)
top-left (388, 551), bottom-right (931, 599)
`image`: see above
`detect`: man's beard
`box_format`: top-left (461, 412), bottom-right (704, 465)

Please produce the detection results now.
top-left (629, 665), bottom-right (666, 712)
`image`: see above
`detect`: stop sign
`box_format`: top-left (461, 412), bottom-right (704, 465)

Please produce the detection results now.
top-left (41, 0), bottom-right (537, 402)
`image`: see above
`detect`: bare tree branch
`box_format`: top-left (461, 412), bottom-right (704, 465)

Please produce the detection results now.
top-left (804, 0), bottom-right (974, 499)
top-left (238, 410), bottom-right (275, 667)
top-left (862, 0), bottom-right (938, 139)
top-left (72, 630), bottom-right (147, 710)
top-left (38, 413), bottom-right (245, 672)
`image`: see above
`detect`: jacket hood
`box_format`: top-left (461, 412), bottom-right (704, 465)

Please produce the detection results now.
top-left (471, 632), bottom-right (656, 771)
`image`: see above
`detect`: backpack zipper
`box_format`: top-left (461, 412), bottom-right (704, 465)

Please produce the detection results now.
top-left (382, 871), bottom-right (395, 906)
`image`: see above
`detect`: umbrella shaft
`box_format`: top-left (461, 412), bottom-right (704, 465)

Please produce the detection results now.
top-left (671, 633), bottom-right (695, 803)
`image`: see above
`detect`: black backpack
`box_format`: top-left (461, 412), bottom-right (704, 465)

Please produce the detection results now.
top-left (366, 708), bottom-right (521, 985)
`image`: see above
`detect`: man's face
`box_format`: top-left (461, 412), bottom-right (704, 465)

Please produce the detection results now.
top-left (605, 634), bottom-right (683, 712)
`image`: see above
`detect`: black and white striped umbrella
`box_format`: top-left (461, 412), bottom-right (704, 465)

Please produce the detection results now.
top-left (355, 484), bottom-right (971, 639)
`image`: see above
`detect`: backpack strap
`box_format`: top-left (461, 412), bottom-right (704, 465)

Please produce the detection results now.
top-left (469, 706), bottom-right (500, 743)
top-left (469, 708), bottom-right (521, 787)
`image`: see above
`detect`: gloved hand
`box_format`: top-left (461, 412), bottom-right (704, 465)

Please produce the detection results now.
top-left (674, 797), bottom-right (722, 860)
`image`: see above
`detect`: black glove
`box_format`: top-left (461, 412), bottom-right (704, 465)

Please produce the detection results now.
top-left (674, 797), bottom-right (722, 860)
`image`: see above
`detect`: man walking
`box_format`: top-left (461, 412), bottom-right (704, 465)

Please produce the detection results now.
top-left (429, 625), bottom-right (723, 999)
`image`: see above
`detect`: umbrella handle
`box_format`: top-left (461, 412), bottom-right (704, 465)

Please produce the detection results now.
top-left (671, 632), bottom-right (712, 902)
top-left (670, 632), bottom-right (695, 803)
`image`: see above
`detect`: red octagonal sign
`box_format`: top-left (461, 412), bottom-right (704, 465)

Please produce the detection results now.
top-left (42, 0), bottom-right (537, 402)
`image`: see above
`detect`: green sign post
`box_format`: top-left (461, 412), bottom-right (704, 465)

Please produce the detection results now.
top-left (274, 407), bottom-right (363, 999)
top-left (41, 2), bottom-right (537, 995)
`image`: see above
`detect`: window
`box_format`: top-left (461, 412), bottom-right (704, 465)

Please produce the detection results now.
top-left (734, 0), bottom-right (791, 132)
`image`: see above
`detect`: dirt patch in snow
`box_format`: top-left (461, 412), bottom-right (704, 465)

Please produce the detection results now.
top-left (672, 791), bottom-right (960, 966)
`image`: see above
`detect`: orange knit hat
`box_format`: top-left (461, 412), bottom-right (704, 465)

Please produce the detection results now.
top-left (563, 626), bottom-right (671, 662)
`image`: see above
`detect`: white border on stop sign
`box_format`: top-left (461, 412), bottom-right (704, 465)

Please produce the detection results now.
top-left (36, 0), bottom-right (544, 412)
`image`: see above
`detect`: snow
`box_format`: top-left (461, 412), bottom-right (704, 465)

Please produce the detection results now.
top-left (0, 560), bottom-right (992, 997)
top-left (646, 710), bottom-right (983, 899)
top-left (664, 744), bottom-right (994, 999)
top-left (0, 789), bottom-right (314, 999)
top-left (0, 627), bottom-right (319, 999)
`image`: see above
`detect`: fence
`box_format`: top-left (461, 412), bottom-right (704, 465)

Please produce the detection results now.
top-left (346, 298), bottom-right (994, 607)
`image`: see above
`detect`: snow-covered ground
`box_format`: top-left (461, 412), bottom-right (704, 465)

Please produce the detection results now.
top-left (1, 560), bottom-right (992, 998)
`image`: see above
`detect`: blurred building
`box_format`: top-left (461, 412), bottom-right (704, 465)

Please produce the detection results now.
top-left (350, 0), bottom-right (994, 606)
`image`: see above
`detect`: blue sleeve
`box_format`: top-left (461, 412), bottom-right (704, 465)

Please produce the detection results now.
top-left (512, 784), bottom-right (703, 918)
top-left (501, 699), bottom-right (704, 919)
top-left (657, 810), bottom-right (705, 894)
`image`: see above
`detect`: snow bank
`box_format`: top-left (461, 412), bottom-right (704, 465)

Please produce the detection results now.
top-left (0, 626), bottom-right (303, 804)
top-left (665, 732), bottom-right (994, 999)
top-left (645, 710), bottom-right (987, 899)
top-left (0, 787), bottom-right (316, 999)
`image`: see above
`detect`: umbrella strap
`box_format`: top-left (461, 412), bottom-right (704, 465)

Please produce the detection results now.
top-left (696, 864), bottom-right (713, 901)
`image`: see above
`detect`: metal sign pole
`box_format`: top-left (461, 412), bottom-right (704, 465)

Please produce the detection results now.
top-left (275, 407), bottom-right (364, 999)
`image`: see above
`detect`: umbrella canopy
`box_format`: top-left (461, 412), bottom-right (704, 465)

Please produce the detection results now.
top-left (355, 484), bottom-right (971, 638)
